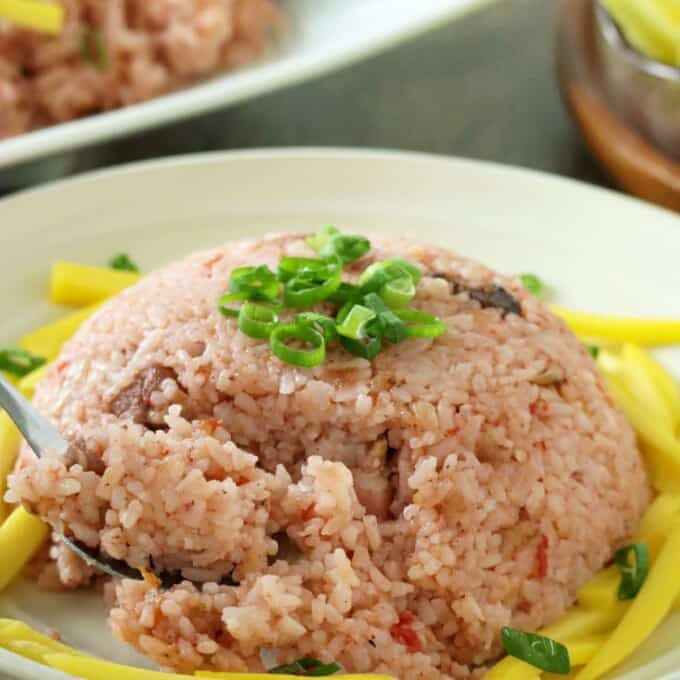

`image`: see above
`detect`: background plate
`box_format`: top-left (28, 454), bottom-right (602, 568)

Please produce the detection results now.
top-left (0, 149), bottom-right (679, 679)
top-left (0, 0), bottom-right (492, 171)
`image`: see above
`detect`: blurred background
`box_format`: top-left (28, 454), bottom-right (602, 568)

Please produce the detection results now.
top-left (0, 0), bottom-right (611, 194)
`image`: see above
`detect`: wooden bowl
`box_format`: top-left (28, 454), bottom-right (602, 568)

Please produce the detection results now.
top-left (556, 0), bottom-right (680, 212)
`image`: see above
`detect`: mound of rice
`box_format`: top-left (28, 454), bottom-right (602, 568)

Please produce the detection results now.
top-left (7, 233), bottom-right (650, 678)
top-left (0, 0), bottom-right (282, 138)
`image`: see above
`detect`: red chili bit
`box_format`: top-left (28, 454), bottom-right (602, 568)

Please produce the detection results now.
top-left (301, 502), bottom-right (316, 521)
top-left (390, 610), bottom-right (421, 653)
top-left (200, 417), bottom-right (221, 434)
top-left (532, 534), bottom-right (549, 580)
top-left (55, 360), bottom-right (70, 373)
top-left (235, 476), bottom-right (249, 486)
top-left (529, 398), bottom-right (549, 418)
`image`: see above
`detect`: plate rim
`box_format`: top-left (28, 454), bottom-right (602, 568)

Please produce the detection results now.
top-left (2, 145), bottom-right (680, 225)
top-left (1, 147), bottom-right (679, 680)
top-left (0, 0), bottom-right (494, 170)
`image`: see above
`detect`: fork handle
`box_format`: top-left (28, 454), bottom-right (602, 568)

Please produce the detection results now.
top-left (0, 372), bottom-right (69, 458)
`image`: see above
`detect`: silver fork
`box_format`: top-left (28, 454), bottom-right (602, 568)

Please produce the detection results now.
top-left (0, 372), bottom-right (189, 587)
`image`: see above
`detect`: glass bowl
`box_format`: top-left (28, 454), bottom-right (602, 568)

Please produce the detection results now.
top-left (595, 1), bottom-right (680, 159)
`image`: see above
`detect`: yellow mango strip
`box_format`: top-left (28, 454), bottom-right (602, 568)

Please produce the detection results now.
top-left (619, 344), bottom-right (674, 431)
top-left (19, 303), bottom-right (101, 360)
top-left (577, 567), bottom-right (620, 611)
top-left (17, 362), bottom-right (50, 399)
top-left (0, 619), bottom-right (88, 657)
top-left (45, 654), bottom-right (390, 680)
top-left (578, 492), bottom-right (680, 609)
top-left (0, 508), bottom-right (49, 591)
top-left (0, 413), bottom-right (21, 524)
top-left (50, 262), bottom-right (140, 307)
top-left (605, 378), bottom-right (680, 490)
top-left (552, 307), bottom-right (680, 346)
top-left (637, 349), bottom-right (680, 433)
top-left (575, 522), bottom-right (680, 680)
top-left (198, 674), bottom-right (395, 680)
top-left (1, 640), bottom-right (69, 665)
top-left (540, 603), bottom-right (629, 642)
top-left (0, 0), bottom-right (64, 34)
top-left (483, 606), bottom-right (628, 680)
top-left (482, 655), bottom-right (541, 680)
top-left (600, 0), bottom-right (679, 65)
top-left (565, 635), bottom-right (607, 667)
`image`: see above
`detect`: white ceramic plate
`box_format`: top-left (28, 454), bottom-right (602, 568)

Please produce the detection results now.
top-left (0, 149), bottom-right (679, 680)
top-left (0, 0), bottom-right (492, 172)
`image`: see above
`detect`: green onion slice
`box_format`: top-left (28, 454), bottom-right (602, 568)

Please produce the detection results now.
top-left (230, 265), bottom-right (281, 302)
top-left (394, 309), bottom-right (446, 338)
top-left (269, 657), bottom-right (342, 676)
top-left (339, 334), bottom-right (382, 360)
top-left (305, 226), bottom-right (340, 254)
top-left (278, 257), bottom-right (328, 283)
top-left (384, 258), bottom-right (421, 285)
top-left (501, 628), bottom-right (571, 675)
top-left (380, 276), bottom-right (416, 309)
top-left (218, 291), bottom-right (251, 318)
top-left (615, 543), bottom-right (649, 600)
top-left (363, 293), bottom-right (407, 344)
top-left (108, 253), bottom-right (139, 272)
top-left (520, 273), bottom-right (545, 298)
top-left (270, 324), bottom-right (326, 368)
top-left (359, 260), bottom-right (415, 295)
top-left (0, 348), bottom-right (47, 378)
top-left (319, 234), bottom-right (370, 265)
top-left (238, 303), bottom-right (279, 340)
top-left (327, 282), bottom-right (362, 306)
top-left (295, 313), bottom-right (337, 343)
top-left (587, 344), bottom-right (600, 359)
top-left (336, 304), bottom-right (377, 340)
top-left (284, 264), bottom-right (342, 308)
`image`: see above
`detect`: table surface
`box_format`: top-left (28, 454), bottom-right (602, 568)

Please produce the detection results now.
top-left (5, 0), bottom-right (611, 193)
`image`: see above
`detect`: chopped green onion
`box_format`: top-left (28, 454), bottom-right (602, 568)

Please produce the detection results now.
top-left (269, 657), bottom-right (342, 675)
top-left (284, 264), bottom-right (342, 308)
top-left (327, 282), bottom-right (362, 306)
top-left (108, 253), bottom-right (139, 272)
top-left (501, 628), bottom-right (571, 675)
top-left (520, 273), bottom-right (545, 298)
top-left (278, 257), bottom-right (327, 283)
top-left (271, 324), bottom-right (325, 368)
top-left (380, 276), bottom-right (415, 309)
top-left (305, 227), bottom-right (340, 254)
top-left (358, 260), bottom-right (415, 295)
top-left (295, 313), bottom-right (337, 343)
top-left (587, 344), bottom-right (600, 359)
top-left (363, 293), bottom-right (407, 343)
top-left (238, 303), bottom-right (279, 340)
top-left (394, 309), bottom-right (446, 338)
top-left (615, 543), bottom-right (649, 600)
top-left (80, 26), bottom-right (109, 71)
top-left (218, 291), bottom-right (251, 318)
top-left (384, 258), bottom-right (421, 285)
top-left (339, 334), bottom-right (382, 360)
top-left (319, 234), bottom-right (370, 265)
top-left (230, 265), bottom-right (281, 303)
top-left (336, 304), bottom-right (377, 341)
top-left (0, 347), bottom-right (47, 378)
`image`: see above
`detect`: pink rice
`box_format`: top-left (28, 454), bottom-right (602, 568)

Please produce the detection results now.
top-left (7, 233), bottom-right (649, 678)
top-left (0, 0), bottom-right (282, 138)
